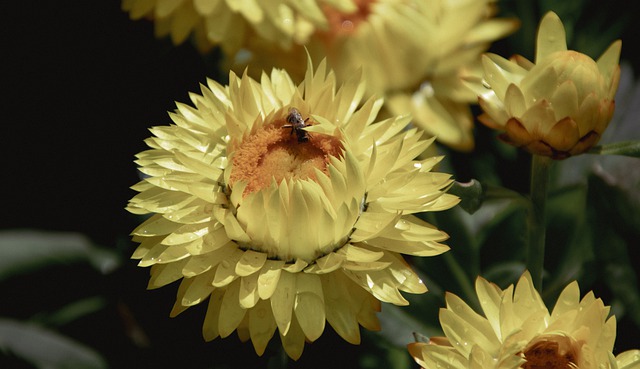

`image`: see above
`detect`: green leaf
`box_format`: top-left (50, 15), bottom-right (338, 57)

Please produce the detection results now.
top-left (589, 141), bottom-right (640, 158)
top-left (33, 297), bottom-right (107, 328)
top-left (377, 302), bottom-right (441, 348)
top-left (0, 318), bottom-right (107, 369)
top-left (0, 230), bottom-right (120, 281)
top-left (475, 200), bottom-right (529, 263)
top-left (588, 162), bottom-right (640, 234)
top-left (482, 262), bottom-right (527, 288)
top-left (448, 180), bottom-right (484, 214)
top-left (587, 171), bottom-right (640, 327)
top-left (542, 184), bottom-right (592, 299)
top-left (359, 336), bottom-right (414, 369)
top-left (600, 232), bottom-right (640, 326)
top-left (448, 179), bottom-right (528, 215)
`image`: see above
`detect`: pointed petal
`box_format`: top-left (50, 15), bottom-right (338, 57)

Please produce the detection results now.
top-left (257, 260), bottom-right (285, 299)
top-left (218, 281), bottom-right (247, 338)
top-left (212, 249), bottom-right (243, 287)
top-left (271, 270), bottom-right (296, 335)
top-left (148, 259), bottom-right (189, 288)
top-left (551, 281), bottom-right (580, 320)
top-left (239, 272), bottom-right (260, 308)
top-left (550, 80), bottom-right (579, 120)
top-left (546, 117), bottom-right (580, 151)
top-left (279, 316), bottom-right (305, 361)
top-left (181, 269), bottom-right (215, 307)
top-left (235, 250), bottom-right (267, 277)
top-left (536, 12), bottom-right (567, 62)
top-left (294, 274), bottom-right (325, 341)
top-left (504, 83), bottom-right (527, 117)
top-left (482, 53), bottom-right (528, 100)
top-left (597, 40), bottom-right (622, 86)
top-left (322, 272), bottom-right (361, 344)
top-left (202, 289), bottom-right (225, 341)
top-left (249, 299), bottom-right (277, 356)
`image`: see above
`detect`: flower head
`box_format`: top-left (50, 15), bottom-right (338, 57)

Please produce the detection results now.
top-left (227, 0), bottom-right (518, 151)
top-left (331, 0), bottom-right (518, 151)
top-left (408, 271), bottom-right (640, 369)
top-left (469, 11), bottom-right (622, 159)
top-left (121, 0), bottom-right (356, 53)
top-left (127, 57), bottom-right (459, 359)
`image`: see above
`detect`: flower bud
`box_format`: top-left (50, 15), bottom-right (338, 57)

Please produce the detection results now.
top-left (470, 11), bottom-right (621, 159)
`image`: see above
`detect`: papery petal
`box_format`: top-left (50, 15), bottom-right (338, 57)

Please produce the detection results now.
top-left (536, 12), bottom-right (568, 62)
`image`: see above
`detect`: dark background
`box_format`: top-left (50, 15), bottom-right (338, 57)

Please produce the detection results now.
top-left (2, 0), bottom-right (210, 247)
top-left (1, 1), bottom-right (639, 368)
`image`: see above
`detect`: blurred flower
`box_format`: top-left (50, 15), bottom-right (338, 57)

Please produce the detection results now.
top-left (408, 271), bottom-right (640, 369)
top-left (232, 0), bottom-right (518, 151)
top-left (127, 58), bottom-right (459, 359)
top-left (469, 11), bottom-right (621, 159)
top-left (121, 0), bottom-right (356, 53)
top-left (325, 0), bottom-right (518, 151)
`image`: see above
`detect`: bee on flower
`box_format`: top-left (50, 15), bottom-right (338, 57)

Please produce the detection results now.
top-left (126, 57), bottom-right (459, 359)
top-left (283, 107), bottom-right (312, 143)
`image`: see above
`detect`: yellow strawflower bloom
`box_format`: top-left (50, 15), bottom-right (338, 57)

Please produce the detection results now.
top-left (229, 0), bottom-right (518, 151)
top-left (408, 272), bottom-right (640, 369)
top-left (121, 0), bottom-right (356, 52)
top-left (469, 11), bottom-right (621, 159)
top-left (329, 0), bottom-right (518, 151)
top-left (127, 57), bottom-right (459, 359)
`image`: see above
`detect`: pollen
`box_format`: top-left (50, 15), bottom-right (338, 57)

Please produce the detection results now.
top-left (229, 117), bottom-right (343, 195)
top-left (522, 337), bottom-right (580, 369)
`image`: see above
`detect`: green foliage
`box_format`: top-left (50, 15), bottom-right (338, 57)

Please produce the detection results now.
top-left (0, 319), bottom-right (108, 369)
top-left (590, 141), bottom-right (640, 158)
top-left (0, 231), bottom-right (120, 282)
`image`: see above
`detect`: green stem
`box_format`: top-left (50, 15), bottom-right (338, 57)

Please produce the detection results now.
top-left (527, 155), bottom-right (552, 292)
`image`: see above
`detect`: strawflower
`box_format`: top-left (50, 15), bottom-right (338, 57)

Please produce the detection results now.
top-left (229, 0), bottom-right (518, 151)
top-left (126, 57), bottom-right (459, 359)
top-left (121, 0), bottom-right (356, 53)
top-left (408, 271), bottom-right (640, 369)
top-left (469, 11), bottom-right (621, 159)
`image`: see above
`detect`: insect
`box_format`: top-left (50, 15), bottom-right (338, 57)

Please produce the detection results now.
top-left (283, 107), bottom-right (311, 143)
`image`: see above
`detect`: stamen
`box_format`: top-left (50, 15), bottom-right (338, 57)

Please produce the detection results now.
top-left (229, 112), bottom-right (343, 196)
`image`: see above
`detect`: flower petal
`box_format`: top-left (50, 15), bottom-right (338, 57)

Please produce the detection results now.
top-left (270, 270), bottom-right (296, 335)
top-left (294, 274), bottom-right (325, 341)
top-left (535, 12), bottom-right (567, 62)
top-left (218, 281), bottom-right (247, 338)
top-left (249, 299), bottom-right (277, 356)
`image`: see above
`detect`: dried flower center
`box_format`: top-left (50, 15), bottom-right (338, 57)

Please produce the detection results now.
top-left (229, 114), bottom-right (343, 195)
top-left (522, 337), bottom-right (580, 369)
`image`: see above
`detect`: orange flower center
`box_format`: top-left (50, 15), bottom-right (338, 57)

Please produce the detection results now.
top-left (322, 0), bottom-right (375, 39)
top-left (229, 111), bottom-right (343, 195)
top-left (522, 336), bottom-right (580, 369)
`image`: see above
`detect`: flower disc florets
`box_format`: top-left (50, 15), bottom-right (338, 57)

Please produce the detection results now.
top-left (127, 57), bottom-right (459, 359)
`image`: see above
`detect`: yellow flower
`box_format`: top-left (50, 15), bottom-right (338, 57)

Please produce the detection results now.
top-left (126, 57), bottom-right (459, 359)
top-left (470, 11), bottom-right (622, 159)
top-left (408, 271), bottom-right (640, 369)
top-left (227, 0), bottom-right (518, 151)
top-left (121, 0), bottom-right (356, 53)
